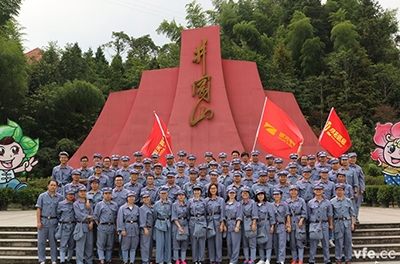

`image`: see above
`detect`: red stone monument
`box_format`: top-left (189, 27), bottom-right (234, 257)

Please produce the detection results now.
top-left (69, 26), bottom-right (324, 168)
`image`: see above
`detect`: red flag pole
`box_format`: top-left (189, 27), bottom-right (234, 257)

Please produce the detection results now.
top-left (153, 111), bottom-right (173, 155)
top-left (252, 97), bottom-right (268, 151)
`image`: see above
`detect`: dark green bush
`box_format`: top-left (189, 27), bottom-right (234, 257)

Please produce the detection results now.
top-left (27, 177), bottom-right (51, 191)
top-left (393, 186), bottom-right (400, 201)
top-left (15, 187), bottom-right (43, 206)
top-left (377, 185), bottom-right (394, 203)
top-left (365, 175), bottom-right (385, 185)
top-left (365, 163), bottom-right (383, 177)
top-left (0, 187), bottom-right (14, 206)
top-left (365, 185), bottom-right (380, 203)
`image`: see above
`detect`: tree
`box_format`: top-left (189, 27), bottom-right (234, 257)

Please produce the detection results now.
top-left (156, 19), bottom-right (184, 43)
top-left (285, 11), bottom-right (315, 64)
top-left (28, 41), bottom-right (61, 93)
top-left (185, 0), bottom-right (208, 28)
top-left (50, 80), bottom-right (105, 142)
top-left (103, 31), bottom-right (130, 57)
top-left (0, 0), bottom-right (22, 26)
top-left (355, 0), bottom-right (400, 64)
top-left (109, 54), bottom-right (127, 92)
top-left (299, 37), bottom-right (325, 77)
top-left (157, 43), bottom-right (180, 69)
top-left (58, 43), bottom-right (87, 83)
top-left (0, 33), bottom-right (28, 121)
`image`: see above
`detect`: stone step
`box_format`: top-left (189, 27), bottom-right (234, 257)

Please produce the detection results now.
top-left (353, 235), bottom-right (400, 244)
top-left (0, 222), bottom-right (397, 232)
top-left (353, 228), bottom-right (400, 236)
top-left (1, 252), bottom-right (400, 264)
top-left (355, 223), bottom-right (400, 230)
top-left (0, 231), bottom-right (37, 239)
top-left (0, 226), bottom-right (36, 232)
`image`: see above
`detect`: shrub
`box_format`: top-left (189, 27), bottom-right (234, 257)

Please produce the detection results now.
top-left (28, 177), bottom-right (51, 191)
top-left (365, 185), bottom-right (379, 203)
top-left (0, 187), bottom-right (14, 206)
top-left (377, 185), bottom-right (394, 203)
top-left (393, 186), bottom-right (400, 201)
top-left (15, 187), bottom-right (43, 206)
top-left (365, 175), bottom-right (385, 185)
top-left (365, 163), bottom-right (382, 177)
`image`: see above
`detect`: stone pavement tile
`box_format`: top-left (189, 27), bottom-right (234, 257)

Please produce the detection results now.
top-left (358, 206), bottom-right (400, 224)
top-left (0, 209), bottom-right (37, 226)
top-left (0, 205), bottom-right (399, 227)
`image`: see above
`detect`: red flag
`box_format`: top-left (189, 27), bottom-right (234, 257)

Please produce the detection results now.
top-left (140, 112), bottom-right (172, 166)
top-left (319, 108), bottom-right (352, 157)
top-left (256, 98), bottom-right (304, 158)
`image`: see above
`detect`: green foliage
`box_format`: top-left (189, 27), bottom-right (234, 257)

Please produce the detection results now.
top-left (28, 177), bottom-right (51, 190)
top-left (55, 138), bottom-right (79, 156)
top-left (0, 33), bottom-right (28, 121)
top-left (28, 148), bottom-right (55, 179)
top-left (365, 185), bottom-right (379, 203)
top-left (393, 186), bottom-right (400, 201)
top-left (377, 184), bottom-right (394, 203)
top-left (0, 0), bottom-right (22, 26)
top-left (0, 187), bottom-right (14, 205)
top-left (365, 163), bottom-right (383, 177)
top-left (365, 175), bottom-right (385, 185)
top-left (15, 187), bottom-right (42, 206)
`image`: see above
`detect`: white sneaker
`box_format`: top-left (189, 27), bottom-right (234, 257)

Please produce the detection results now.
top-left (318, 241), bottom-right (322, 248)
top-left (265, 261), bottom-right (270, 264)
top-left (256, 261), bottom-right (265, 264)
top-left (329, 239), bottom-right (335, 247)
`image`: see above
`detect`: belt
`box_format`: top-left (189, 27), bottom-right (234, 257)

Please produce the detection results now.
top-left (258, 218), bottom-right (270, 221)
top-left (293, 213), bottom-right (301, 216)
top-left (314, 220), bottom-right (328, 223)
top-left (146, 225), bottom-right (152, 228)
top-left (245, 215), bottom-right (252, 218)
top-left (208, 212), bottom-right (220, 216)
top-left (157, 218), bottom-right (169, 220)
top-left (124, 220), bottom-right (138, 223)
top-left (41, 215), bottom-right (57, 219)
top-left (101, 222), bottom-right (115, 225)
top-left (334, 217), bottom-right (347, 221)
top-left (60, 221), bottom-right (75, 224)
top-left (191, 214), bottom-right (204, 217)
top-left (229, 217), bottom-right (237, 220)
top-left (178, 217), bottom-right (187, 220)
top-left (277, 222), bottom-right (285, 225)
top-left (77, 221), bottom-right (90, 224)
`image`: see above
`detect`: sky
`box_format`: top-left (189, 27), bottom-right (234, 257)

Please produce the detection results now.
top-left (18, 0), bottom-right (400, 56)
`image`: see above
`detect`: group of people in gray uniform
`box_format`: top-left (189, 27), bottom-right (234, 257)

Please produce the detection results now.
top-left (36, 149), bottom-right (364, 264)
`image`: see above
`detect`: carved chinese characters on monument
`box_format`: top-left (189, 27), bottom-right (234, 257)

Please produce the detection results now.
top-left (190, 38), bottom-right (214, 126)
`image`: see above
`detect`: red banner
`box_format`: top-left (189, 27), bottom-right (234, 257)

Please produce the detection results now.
top-left (319, 108), bottom-right (351, 157)
top-left (257, 98), bottom-right (304, 158)
top-left (141, 113), bottom-right (172, 165)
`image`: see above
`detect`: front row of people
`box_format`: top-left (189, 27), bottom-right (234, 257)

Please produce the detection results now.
top-left (36, 179), bottom-right (355, 264)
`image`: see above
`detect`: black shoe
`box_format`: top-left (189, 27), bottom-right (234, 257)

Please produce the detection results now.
top-left (309, 262), bottom-right (315, 264)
